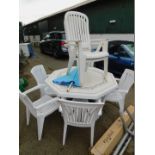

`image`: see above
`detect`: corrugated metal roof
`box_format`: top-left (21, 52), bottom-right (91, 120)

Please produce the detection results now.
top-left (25, 0), bottom-right (96, 26)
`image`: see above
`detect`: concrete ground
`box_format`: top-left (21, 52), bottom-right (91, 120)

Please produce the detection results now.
top-left (19, 47), bottom-right (134, 155)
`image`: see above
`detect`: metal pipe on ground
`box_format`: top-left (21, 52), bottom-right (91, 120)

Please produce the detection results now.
top-left (112, 122), bottom-right (134, 155)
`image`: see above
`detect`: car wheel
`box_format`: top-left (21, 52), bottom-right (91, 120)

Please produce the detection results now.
top-left (53, 49), bottom-right (59, 58)
top-left (40, 46), bottom-right (45, 53)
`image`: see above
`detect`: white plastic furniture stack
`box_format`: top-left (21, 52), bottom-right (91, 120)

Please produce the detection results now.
top-left (34, 35), bottom-right (41, 46)
top-left (31, 64), bottom-right (56, 97)
top-left (29, 35), bottom-right (34, 43)
top-left (104, 69), bottom-right (134, 135)
top-left (19, 84), bottom-right (59, 140)
top-left (59, 98), bottom-right (104, 147)
top-left (64, 11), bottom-right (109, 86)
top-left (19, 43), bottom-right (31, 57)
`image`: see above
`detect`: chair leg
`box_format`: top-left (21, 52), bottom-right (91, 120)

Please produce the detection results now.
top-left (58, 105), bottom-right (62, 113)
top-left (37, 116), bottom-right (45, 141)
top-left (67, 49), bottom-right (76, 75)
top-left (26, 107), bottom-right (30, 125)
top-left (79, 52), bottom-right (86, 86)
top-left (118, 99), bottom-right (125, 116)
top-left (98, 107), bottom-right (103, 116)
top-left (103, 57), bottom-right (108, 80)
top-left (67, 59), bottom-right (75, 75)
top-left (90, 125), bottom-right (95, 147)
top-left (63, 123), bottom-right (67, 145)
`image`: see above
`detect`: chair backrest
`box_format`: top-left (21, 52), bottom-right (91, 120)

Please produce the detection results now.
top-left (118, 69), bottom-right (134, 93)
top-left (59, 99), bottom-right (103, 126)
top-left (64, 11), bottom-right (91, 51)
top-left (19, 90), bottom-right (36, 116)
top-left (31, 65), bottom-right (47, 85)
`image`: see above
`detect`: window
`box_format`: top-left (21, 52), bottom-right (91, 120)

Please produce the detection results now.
top-left (44, 32), bottom-right (66, 40)
top-left (49, 33), bottom-right (55, 39)
top-left (109, 44), bottom-right (130, 58)
top-left (54, 33), bottom-right (65, 39)
top-left (109, 45), bottom-right (119, 54)
top-left (118, 45), bottom-right (130, 57)
top-left (44, 34), bottom-right (50, 40)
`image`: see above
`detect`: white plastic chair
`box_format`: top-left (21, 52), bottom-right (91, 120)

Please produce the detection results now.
top-left (64, 11), bottom-right (109, 86)
top-left (59, 98), bottom-right (104, 147)
top-left (104, 69), bottom-right (134, 135)
top-left (19, 84), bottom-right (59, 140)
top-left (31, 64), bottom-right (56, 96)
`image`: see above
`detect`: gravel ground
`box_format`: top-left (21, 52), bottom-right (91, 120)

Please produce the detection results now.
top-left (19, 46), bottom-right (134, 155)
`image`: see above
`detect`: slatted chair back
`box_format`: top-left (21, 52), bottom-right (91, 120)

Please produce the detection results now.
top-left (19, 91), bottom-right (36, 116)
top-left (59, 99), bottom-right (103, 127)
top-left (64, 11), bottom-right (91, 51)
top-left (31, 65), bottom-right (47, 85)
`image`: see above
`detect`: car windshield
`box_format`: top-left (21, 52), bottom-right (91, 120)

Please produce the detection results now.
top-left (44, 34), bottom-right (50, 39)
top-left (52, 33), bottom-right (66, 39)
top-left (121, 43), bottom-right (134, 57)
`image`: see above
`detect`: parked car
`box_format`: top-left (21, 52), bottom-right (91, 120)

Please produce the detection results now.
top-left (95, 40), bottom-right (134, 77)
top-left (39, 31), bottom-right (68, 58)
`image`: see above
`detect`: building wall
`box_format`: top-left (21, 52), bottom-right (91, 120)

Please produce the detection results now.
top-left (48, 14), bottom-right (64, 33)
top-left (78, 0), bottom-right (134, 33)
top-left (24, 0), bottom-right (134, 37)
top-left (90, 34), bottom-right (134, 41)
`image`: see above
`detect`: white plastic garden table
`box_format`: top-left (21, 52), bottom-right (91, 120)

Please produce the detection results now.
top-left (46, 67), bottom-right (118, 100)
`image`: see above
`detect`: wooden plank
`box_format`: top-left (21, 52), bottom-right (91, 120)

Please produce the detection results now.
top-left (91, 105), bottom-right (134, 155)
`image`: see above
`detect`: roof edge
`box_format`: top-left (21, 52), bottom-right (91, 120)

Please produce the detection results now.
top-left (24, 0), bottom-right (96, 26)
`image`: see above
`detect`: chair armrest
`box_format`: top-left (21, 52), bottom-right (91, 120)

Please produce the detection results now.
top-left (34, 97), bottom-right (59, 110)
top-left (92, 39), bottom-right (108, 53)
top-left (64, 40), bottom-right (79, 48)
top-left (115, 77), bottom-right (120, 83)
top-left (118, 89), bottom-right (128, 94)
top-left (24, 84), bottom-right (46, 95)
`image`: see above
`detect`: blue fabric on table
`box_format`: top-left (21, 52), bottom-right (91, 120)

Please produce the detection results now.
top-left (53, 67), bottom-right (80, 87)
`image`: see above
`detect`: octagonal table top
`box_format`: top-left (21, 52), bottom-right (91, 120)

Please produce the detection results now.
top-left (46, 67), bottom-right (118, 100)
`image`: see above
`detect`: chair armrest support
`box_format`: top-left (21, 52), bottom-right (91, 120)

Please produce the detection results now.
top-left (24, 84), bottom-right (46, 95)
top-left (34, 97), bottom-right (59, 110)
top-left (92, 39), bottom-right (108, 53)
top-left (115, 77), bottom-right (120, 83)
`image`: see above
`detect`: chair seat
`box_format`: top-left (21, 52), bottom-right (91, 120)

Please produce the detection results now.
top-left (44, 86), bottom-right (56, 96)
top-left (33, 95), bottom-right (59, 115)
top-left (104, 90), bottom-right (123, 102)
top-left (83, 51), bottom-right (109, 60)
